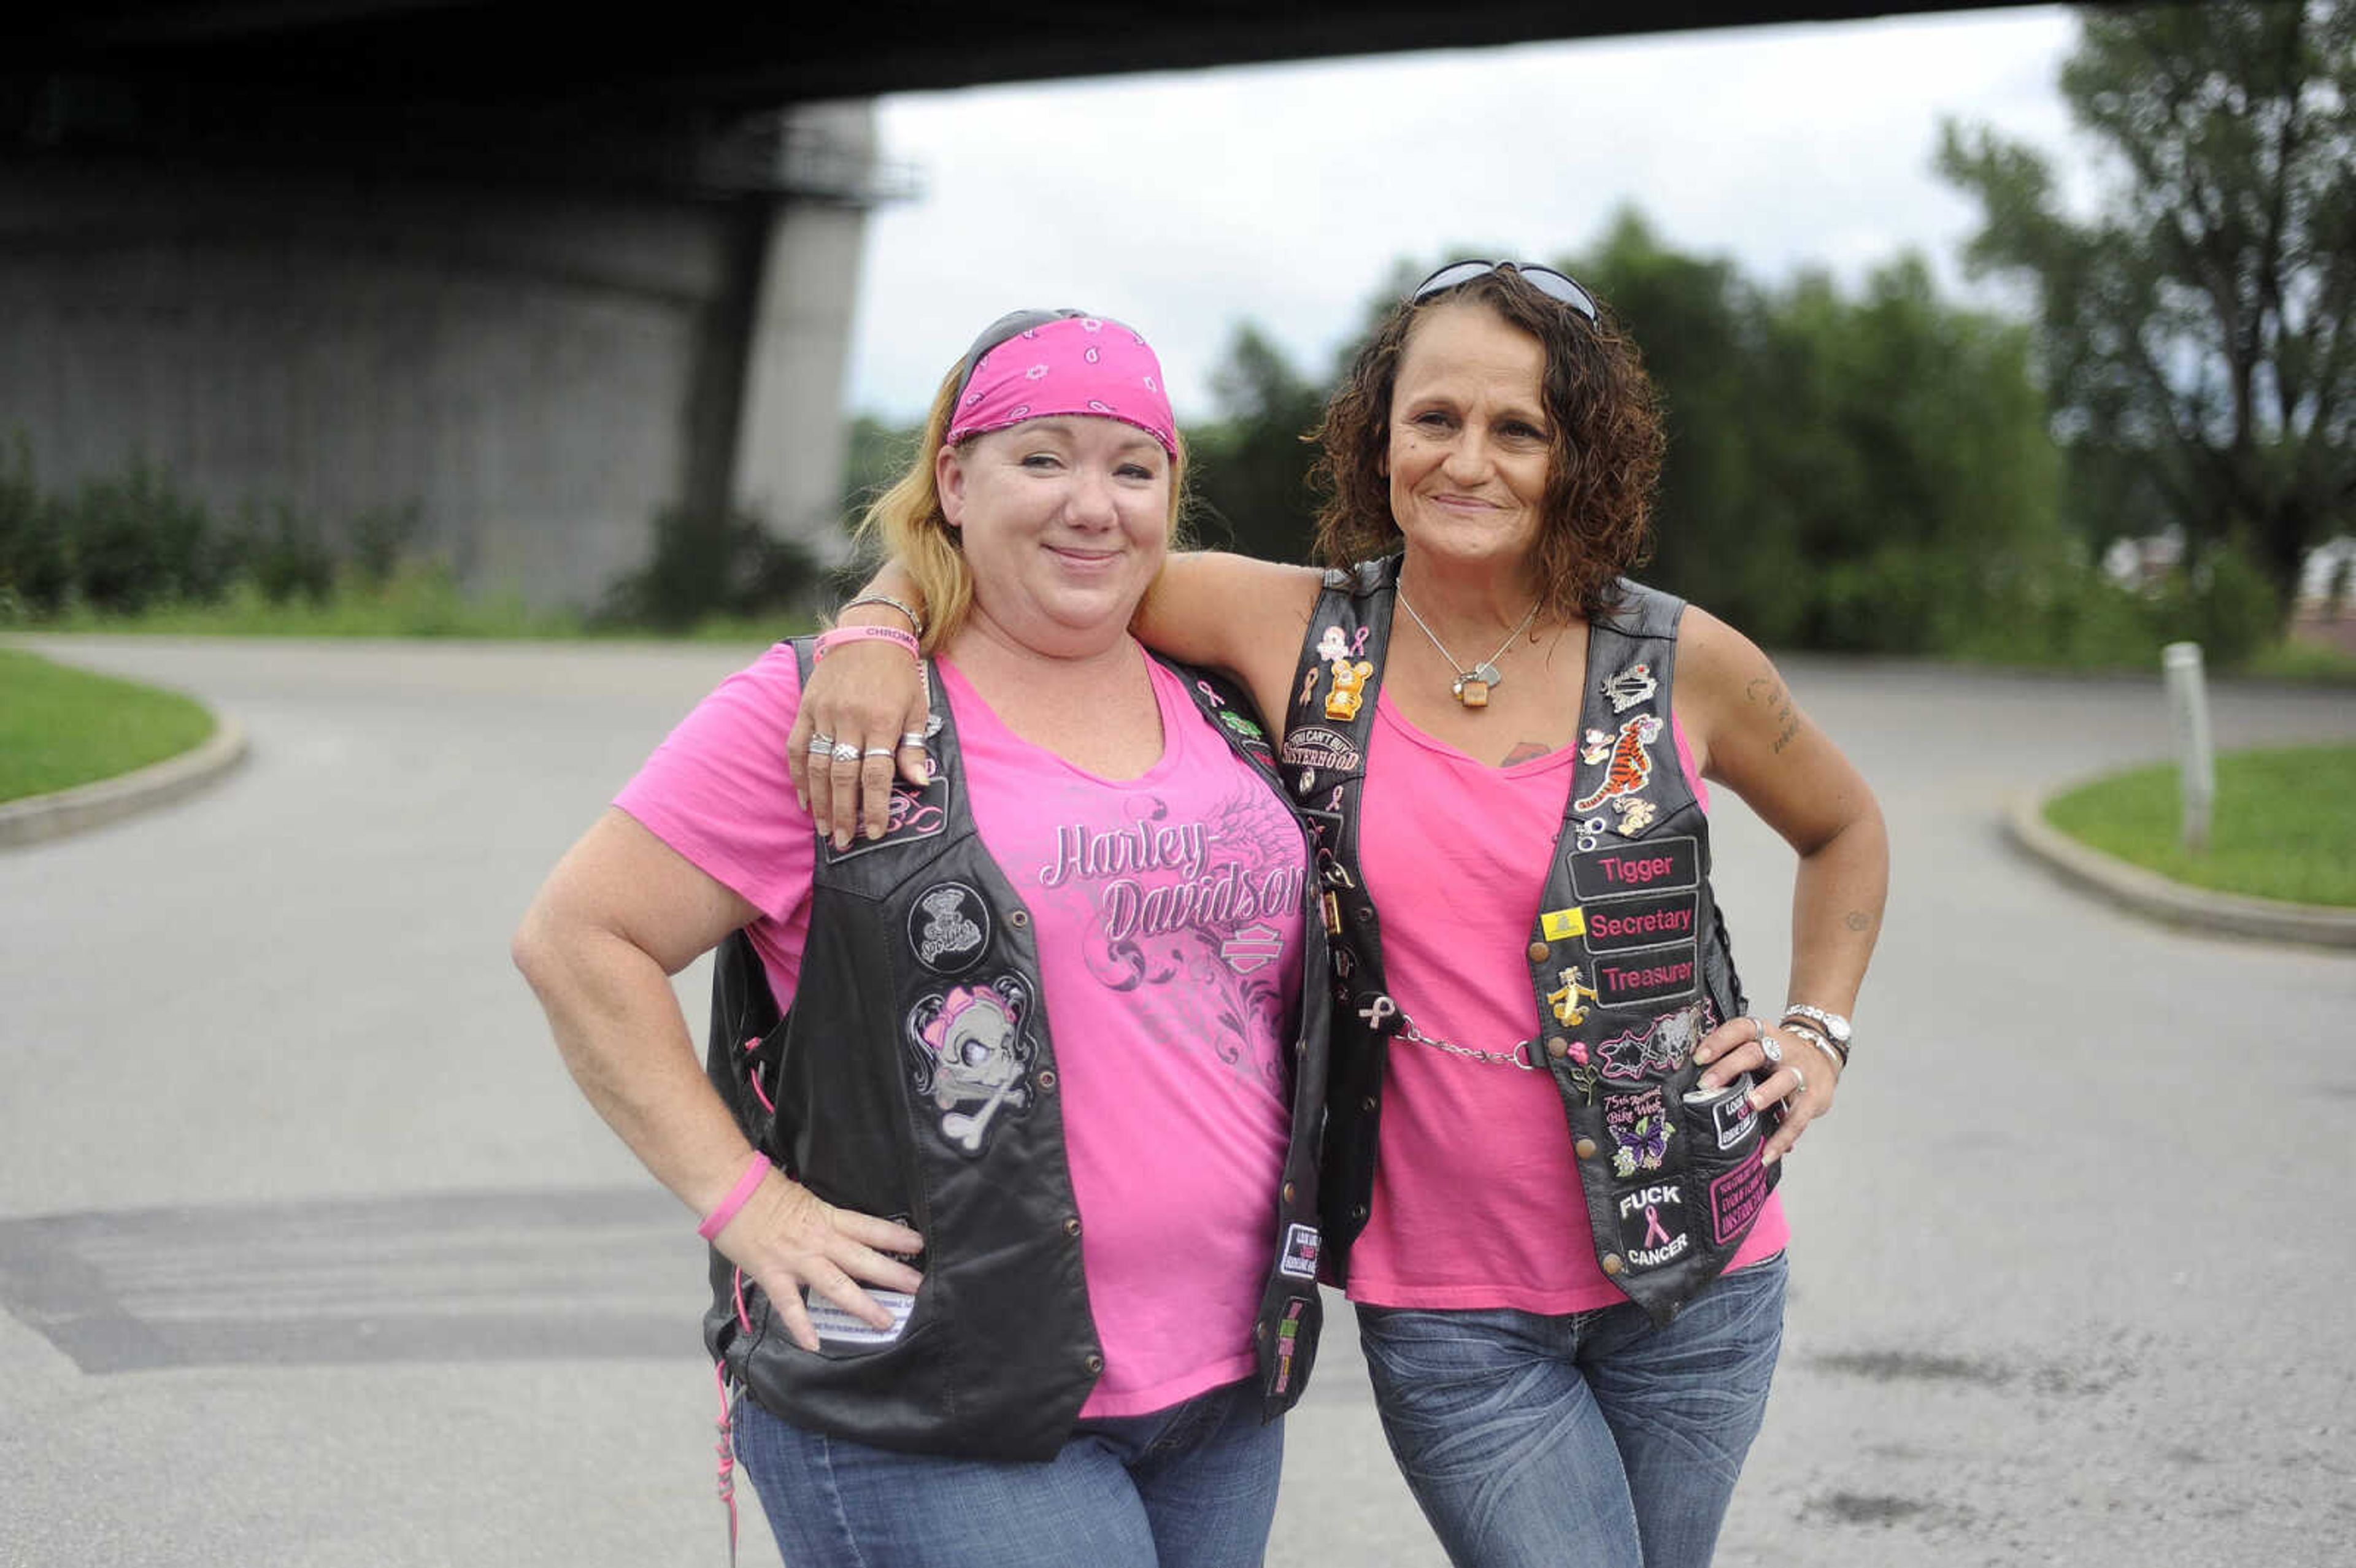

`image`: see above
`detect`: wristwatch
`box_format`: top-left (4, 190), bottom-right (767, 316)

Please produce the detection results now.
top-left (1779, 1004), bottom-right (1852, 1051)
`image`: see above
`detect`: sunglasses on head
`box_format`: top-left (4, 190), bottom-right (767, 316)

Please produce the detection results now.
top-left (1411, 260), bottom-right (1597, 323)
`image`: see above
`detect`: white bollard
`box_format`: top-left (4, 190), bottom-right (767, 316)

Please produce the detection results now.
top-left (2162, 641), bottom-right (2216, 853)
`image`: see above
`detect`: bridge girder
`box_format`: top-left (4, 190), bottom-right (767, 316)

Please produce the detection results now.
top-left (14, 1), bottom-right (2033, 118)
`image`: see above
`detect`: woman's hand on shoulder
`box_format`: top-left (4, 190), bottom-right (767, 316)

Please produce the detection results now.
top-left (788, 639), bottom-right (931, 850)
top-left (709, 1171), bottom-right (926, 1352)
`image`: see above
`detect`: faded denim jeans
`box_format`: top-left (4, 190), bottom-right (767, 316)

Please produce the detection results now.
top-left (1355, 1251), bottom-right (1787, 1568)
top-left (732, 1376), bottom-right (1281, 1568)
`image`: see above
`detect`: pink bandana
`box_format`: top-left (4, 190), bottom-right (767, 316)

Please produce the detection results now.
top-left (945, 315), bottom-right (1177, 456)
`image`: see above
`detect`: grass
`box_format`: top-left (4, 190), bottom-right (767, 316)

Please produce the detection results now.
top-left (0, 648), bottom-right (217, 803)
top-left (2043, 744), bottom-right (2356, 907)
top-left (2244, 637), bottom-right (2356, 684)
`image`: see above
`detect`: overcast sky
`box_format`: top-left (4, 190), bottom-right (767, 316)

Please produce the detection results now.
top-left (842, 4), bottom-right (2087, 423)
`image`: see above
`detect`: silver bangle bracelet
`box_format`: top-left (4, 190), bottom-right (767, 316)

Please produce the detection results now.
top-left (841, 593), bottom-right (925, 637)
top-left (1779, 1002), bottom-right (1851, 1042)
top-left (1780, 1021), bottom-right (1847, 1069)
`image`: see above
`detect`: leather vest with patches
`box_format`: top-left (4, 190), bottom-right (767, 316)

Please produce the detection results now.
top-left (1282, 556), bottom-right (1776, 1328)
top-left (701, 640), bottom-right (1330, 1460)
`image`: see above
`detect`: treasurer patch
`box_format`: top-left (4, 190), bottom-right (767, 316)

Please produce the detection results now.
top-left (1591, 942), bottom-right (1702, 1010)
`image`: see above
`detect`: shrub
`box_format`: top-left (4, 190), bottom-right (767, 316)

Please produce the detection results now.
top-left (0, 437), bottom-right (70, 617)
top-left (599, 504), bottom-right (825, 632)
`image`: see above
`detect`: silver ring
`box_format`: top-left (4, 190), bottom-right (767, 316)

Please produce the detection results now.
top-left (830, 742), bottom-right (860, 764)
top-left (899, 732), bottom-right (928, 750)
top-left (1788, 1064), bottom-right (1808, 1098)
top-left (1760, 1032), bottom-right (1782, 1066)
top-left (807, 736), bottom-right (834, 756)
top-left (861, 747), bottom-right (895, 759)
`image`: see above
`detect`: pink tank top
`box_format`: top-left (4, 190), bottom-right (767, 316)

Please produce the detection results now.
top-left (616, 647), bottom-right (1307, 1415)
top-left (1347, 691), bottom-right (1788, 1313)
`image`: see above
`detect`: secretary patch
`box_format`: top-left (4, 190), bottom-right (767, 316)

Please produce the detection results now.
top-left (1578, 890), bottom-right (1700, 953)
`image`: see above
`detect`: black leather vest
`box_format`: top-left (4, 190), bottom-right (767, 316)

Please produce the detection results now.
top-left (702, 640), bottom-right (1330, 1459)
top-left (1283, 558), bottom-right (1776, 1328)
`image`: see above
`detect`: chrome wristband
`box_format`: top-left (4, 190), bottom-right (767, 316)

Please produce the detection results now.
top-left (1779, 1003), bottom-right (1852, 1050)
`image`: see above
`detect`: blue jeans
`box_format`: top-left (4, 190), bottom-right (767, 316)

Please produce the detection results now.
top-left (1355, 1252), bottom-right (1787, 1568)
top-left (731, 1377), bottom-right (1282, 1567)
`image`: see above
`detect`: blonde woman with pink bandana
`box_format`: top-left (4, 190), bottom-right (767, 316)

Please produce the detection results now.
top-left (515, 309), bottom-right (1332, 1567)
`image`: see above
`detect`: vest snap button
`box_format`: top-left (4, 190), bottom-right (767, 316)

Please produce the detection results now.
top-left (1546, 1037), bottom-right (1569, 1059)
top-left (1085, 1353), bottom-right (1104, 1374)
top-left (1036, 1069), bottom-right (1058, 1092)
top-left (1352, 1204), bottom-right (1369, 1221)
top-left (1360, 1096), bottom-right (1377, 1113)
top-left (1255, 1321), bottom-right (1269, 1342)
top-left (1282, 1182), bottom-right (1296, 1203)
top-left (1009, 910), bottom-right (1030, 929)
top-left (1526, 941), bottom-right (1550, 962)
top-left (1574, 1138), bottom-right (1598, 1161)
top-left (1601, 1253), bottom-right (1625, 1277)
top-left (1063, 1216), bottom-right (1082, 1237)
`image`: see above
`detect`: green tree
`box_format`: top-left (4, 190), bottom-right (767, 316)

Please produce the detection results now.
top-left (1572, 213), bottom-right (2063, 652)
top-left (1939, 1), bottom-right (2356, 610)
top-left (1187, 324), bottom-right (1324, 563)
top-left (840, 413), bottom-right (921, 528)
top-left (1573, 212), bottom-right (1793, 637)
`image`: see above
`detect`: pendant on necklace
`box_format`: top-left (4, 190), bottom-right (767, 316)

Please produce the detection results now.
top-left (1452, 662), bottom-right (1504, 707)
top-left (1398, 586), bottom-right (1540, 712)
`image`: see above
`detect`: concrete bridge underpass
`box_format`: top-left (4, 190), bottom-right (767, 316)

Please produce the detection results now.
top-left (1, 1), bottom-right (2028, 608)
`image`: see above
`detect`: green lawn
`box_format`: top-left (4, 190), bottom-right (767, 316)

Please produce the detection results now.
top-left (0, 648), bottom-right (217, 803)
top-left (2043, 744), bottom-right (2356, 907)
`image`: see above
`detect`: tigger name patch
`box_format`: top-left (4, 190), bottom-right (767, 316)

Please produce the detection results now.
top-left (1569, 837), bottom-right (1699, 900)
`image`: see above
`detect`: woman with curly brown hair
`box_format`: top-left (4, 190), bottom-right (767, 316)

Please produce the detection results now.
top-left (799, 263), bottom-right (1888, 1568)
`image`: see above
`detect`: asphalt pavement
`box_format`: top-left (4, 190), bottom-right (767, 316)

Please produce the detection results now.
top-left (2, 636), bottom-right (2352, 1568)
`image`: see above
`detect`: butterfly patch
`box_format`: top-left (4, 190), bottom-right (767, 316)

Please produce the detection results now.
top-left (1604, 1085), bottom-right (1675, 1177)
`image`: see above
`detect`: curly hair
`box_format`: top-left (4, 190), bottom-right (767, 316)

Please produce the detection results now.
top-left (855, 334), bottom-right (1191, 653)
top-left (1307, 266), bottom-right (1665, 623)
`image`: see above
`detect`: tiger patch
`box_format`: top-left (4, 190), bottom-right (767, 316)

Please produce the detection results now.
top-left (1574, 713), bottom-right (1663, 816)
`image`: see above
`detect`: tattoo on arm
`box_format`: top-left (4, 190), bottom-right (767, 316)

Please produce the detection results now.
top-left (1744, 675), bottom-right (1803, 754)
top-left (1844, 910), bottom-right (1873, 932)
top-left (1501, 740), bottom-right (1553, 766)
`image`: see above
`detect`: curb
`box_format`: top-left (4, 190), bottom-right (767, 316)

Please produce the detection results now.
top-left (0, 714), bottom-right (249, 848)
top-left (2004, 788), bottom-right (2356, 950)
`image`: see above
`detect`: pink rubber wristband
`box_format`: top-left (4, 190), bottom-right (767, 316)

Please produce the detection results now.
top-left (697, 1154), bottom-right (772, 1241)
top-left (815, 625), bottom-right (919, 661)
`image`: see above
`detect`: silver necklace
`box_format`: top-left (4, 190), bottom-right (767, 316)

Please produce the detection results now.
top-left (1396, 587), bottom-right (1541, 708)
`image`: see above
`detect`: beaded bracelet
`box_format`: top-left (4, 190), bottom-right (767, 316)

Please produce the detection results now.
top-left (697, 1153), bottom-right (772, 1241)
top-left (841, 593), bottom-right (926, 637)
top-left (814, 625), bottom-right (920, 661)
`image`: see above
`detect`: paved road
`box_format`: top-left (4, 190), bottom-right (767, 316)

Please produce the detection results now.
top-left (3, 636), bottom-right (2352, 1568)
